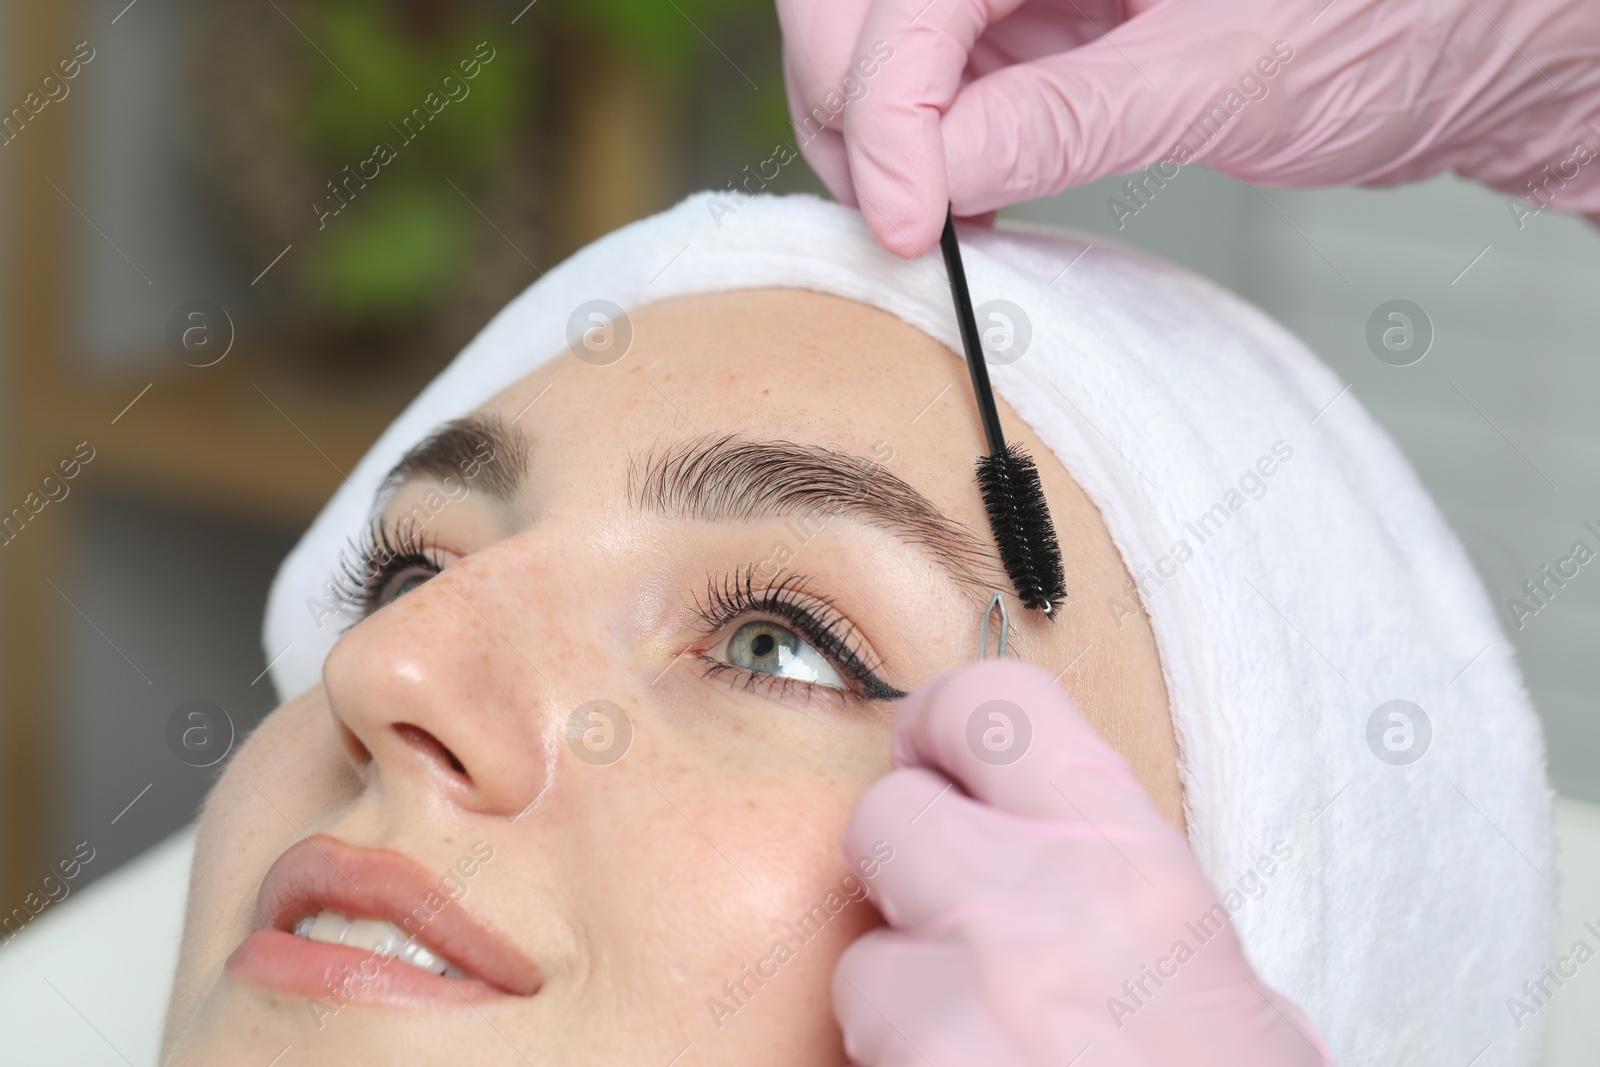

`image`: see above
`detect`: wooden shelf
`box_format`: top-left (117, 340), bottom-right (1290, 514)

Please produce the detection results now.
top-left (30, 353), bottom-right (425, 529)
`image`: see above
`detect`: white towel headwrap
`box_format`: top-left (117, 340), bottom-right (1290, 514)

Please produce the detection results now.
top-left (264, 192), bottom-right (1554, 1065)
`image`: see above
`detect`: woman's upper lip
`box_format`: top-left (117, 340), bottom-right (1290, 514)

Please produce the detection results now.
top-left (254, 835), bottom-right (541, 997)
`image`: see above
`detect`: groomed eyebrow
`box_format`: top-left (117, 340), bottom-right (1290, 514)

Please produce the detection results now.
top-left (380, 422), bottom-right (1003, 602)
top-left (378, 414), bottom-right (529, 503)
top-left (628, 433), bottom-right (1002, 600)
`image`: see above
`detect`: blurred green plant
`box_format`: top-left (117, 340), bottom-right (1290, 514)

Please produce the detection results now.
top-left (568, 0), bottom-right (749, 80)
top-left (302, 0), bottom-right (525, 331)
top-left (295, 0), bottom-right (783, 334)
top-left (576, 0), bottom-right (803, 199)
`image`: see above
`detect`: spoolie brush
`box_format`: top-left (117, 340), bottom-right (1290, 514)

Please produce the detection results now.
top-left (938, 204), bottom-right (1067, 618)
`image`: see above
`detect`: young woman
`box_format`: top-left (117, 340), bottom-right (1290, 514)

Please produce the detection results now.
top-left (160, 194), bottom-right (1552, 1066)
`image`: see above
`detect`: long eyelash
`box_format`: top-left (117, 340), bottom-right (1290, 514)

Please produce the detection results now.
top-left (325, 541), bottom-right (905, 700)
top-left (330, 517), bottom-right (444, 623)
top-left (691, 565), bottom-right (906, 702)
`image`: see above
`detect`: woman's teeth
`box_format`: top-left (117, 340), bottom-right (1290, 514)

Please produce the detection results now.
top-left (291, 911), bottom-right (467, 978)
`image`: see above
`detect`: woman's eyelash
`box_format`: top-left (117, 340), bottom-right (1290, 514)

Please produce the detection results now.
top-left (330, 518), bottom-right (445, 623)
top-left (692, 565), bottom-right (905, 701)
top-left (326, 539), bottom-right (904, 702)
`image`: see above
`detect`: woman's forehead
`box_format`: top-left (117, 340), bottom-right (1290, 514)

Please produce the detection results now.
top-left (474, 288), bottom-right (973, 465)
top-left (365, 287), bottom-right (1012, 604)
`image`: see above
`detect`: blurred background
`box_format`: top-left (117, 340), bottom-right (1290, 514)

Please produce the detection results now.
top-left (0, 0), bottom-right (1595, 1036)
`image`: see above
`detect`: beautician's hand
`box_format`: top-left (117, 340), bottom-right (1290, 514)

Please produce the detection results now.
top-left (778, 0), bottom-right (1600, 255)
top-left (834, 658), bottom-right (1333, 1065)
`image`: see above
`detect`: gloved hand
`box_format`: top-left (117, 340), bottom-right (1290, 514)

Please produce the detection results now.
top-left (834, 658), bottom-right (1334, 1066)
top-left (779, 0), bottom-right (1600, 255)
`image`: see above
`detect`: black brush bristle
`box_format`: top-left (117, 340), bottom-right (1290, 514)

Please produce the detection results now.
top-left (976, 443), bottom-right (1068, 617)
top-left (939, 202), bottom-right (1068, 618)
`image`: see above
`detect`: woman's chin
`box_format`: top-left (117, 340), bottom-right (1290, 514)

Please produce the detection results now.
top-left (161, 977), bottom-right (529, 1067)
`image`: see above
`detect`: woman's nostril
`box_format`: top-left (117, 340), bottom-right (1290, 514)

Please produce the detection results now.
top-left (339, 724), bottom-right (372, 768)
top-left (392, 722), bottom-right (470, 780)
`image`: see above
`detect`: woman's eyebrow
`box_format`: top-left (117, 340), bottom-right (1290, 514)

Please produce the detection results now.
top-left (628, 433), bottom-right (1003, 599)
top-left (378, 414), bottom-right (527, 502)
top-left (379, 423), bottom-right (1004, 600)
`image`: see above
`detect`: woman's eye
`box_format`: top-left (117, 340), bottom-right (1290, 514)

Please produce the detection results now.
top-left (374, 566), bottom-right (437, 609)
top-left (723, 621), bottom-right (847, 690)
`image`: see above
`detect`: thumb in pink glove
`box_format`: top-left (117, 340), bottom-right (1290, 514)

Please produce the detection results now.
top-left (833, 657), bottom-right (1334, 1066)
top-left (779, 0), bottom-right (1600, 256)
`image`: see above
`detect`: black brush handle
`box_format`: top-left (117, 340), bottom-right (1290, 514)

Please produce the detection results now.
top-left (939, 205), bottom-right (1006, 456)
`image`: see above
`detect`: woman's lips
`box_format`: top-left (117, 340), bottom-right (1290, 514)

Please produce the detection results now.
top-left (226, 835), bottom-right (541, 1006)
top-left (227, 931), bottom-right (509, 1006)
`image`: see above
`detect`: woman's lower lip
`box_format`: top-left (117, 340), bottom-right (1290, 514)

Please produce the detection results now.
top-left (226, 930), bottom-right (512, 1007)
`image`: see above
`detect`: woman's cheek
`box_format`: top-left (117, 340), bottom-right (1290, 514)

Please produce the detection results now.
top-left (171, 690), bottom-right (354, 1016)
top-left (202, 686), bottom-right (354, 852)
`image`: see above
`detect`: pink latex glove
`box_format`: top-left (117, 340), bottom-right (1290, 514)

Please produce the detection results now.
top-left (834, 658), bottom-right (1334, 1066)
top-left (779, 0), bottom-right (1600, 255)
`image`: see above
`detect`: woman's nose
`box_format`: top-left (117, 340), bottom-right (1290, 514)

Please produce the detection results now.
top-left (320, 551), bottom-right (560, 819)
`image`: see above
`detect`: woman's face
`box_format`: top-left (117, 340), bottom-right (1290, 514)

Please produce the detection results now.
top-left (161, 288), bottom-right (1178, 1066)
